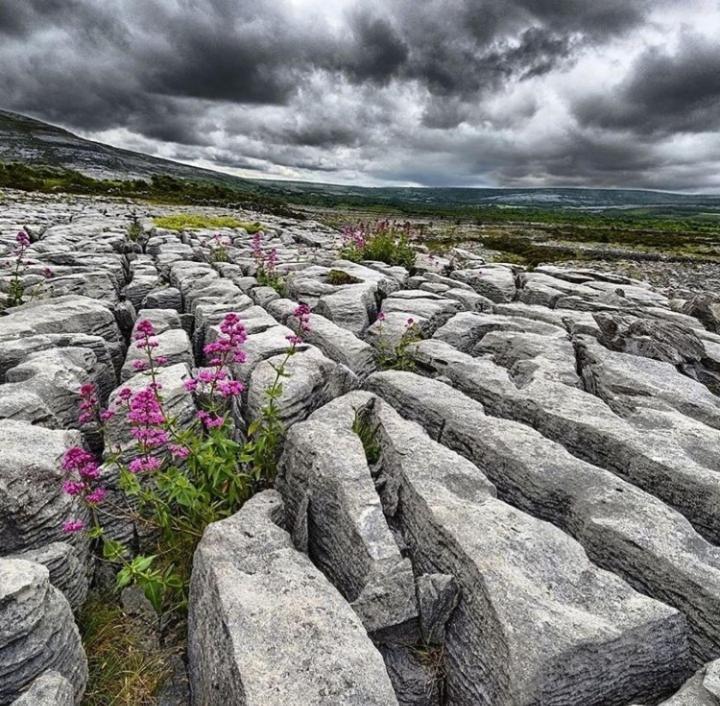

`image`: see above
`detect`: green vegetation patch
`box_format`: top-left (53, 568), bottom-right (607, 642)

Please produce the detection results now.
top-left (0, 162), bottom-right (299, 217)
top-left (79, 595), bottom-right (173, 706)
top-left (153, 214), bottom-right (263, 232)
top-left (327, 269), bottom-right (362, 285)
top-left (340, 221), bottom-right (417, 270)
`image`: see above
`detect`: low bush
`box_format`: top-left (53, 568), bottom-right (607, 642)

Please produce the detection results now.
top-left (59, 307), bottom-right (312, 614)
top-left (339, 220), bottom-right (417, 270)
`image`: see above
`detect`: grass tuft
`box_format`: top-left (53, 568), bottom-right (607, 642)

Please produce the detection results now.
top-left (153, 214), bottom-right (264, 232)
top-left (352, 407), bottom-right (381, 465)
top-left (79, 594), bottom-right (173, 706)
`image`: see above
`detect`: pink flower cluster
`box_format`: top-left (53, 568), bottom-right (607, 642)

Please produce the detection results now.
top-left (60, 446), bottom-right (106, 534)
top-left (251, 231), bottom-right (277, 275)
top-left (341, 224), bottom-right (367, 250)
top-left (15, 230), bottom-right (30, 250)
top-left (135, 319), bottom-right (159, 350)
top-left (341, 219), bottom-right (413, 252)
top-left (127, 385), bottom-right (168, 454)
top-left (286, 303), bottom-right (312, 346)
top-left (196, 410), bottom-right (224, 429)
top-left (203, 312), bottom-right (247, 367)
top-left (212, 233), bottom-right (231, 247)
top-left (186, 312), bottom-right (248, 427)
top-left (78, 382), bottom-right (114, 425)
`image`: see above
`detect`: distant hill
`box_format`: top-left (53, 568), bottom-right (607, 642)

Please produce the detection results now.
top-left (3, 108), bottom-right (720, 213)
top-left (0, 109), bottom-right (255, 187)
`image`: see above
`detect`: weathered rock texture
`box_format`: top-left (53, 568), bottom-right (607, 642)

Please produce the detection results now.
top-left (188, 491), bottom-right (398, 705)
top-left (0, 559), bottom-right (87, 705)
top-left (10, 671), bottom-right (75, 706)
top-left (3, 193), bottom-right (720, 705)
top-left (283, 391), bottom-right (691, 705)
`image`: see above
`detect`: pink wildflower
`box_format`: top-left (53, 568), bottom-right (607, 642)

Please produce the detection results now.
top-left (62, 447), bottom-right (100, 480)
top-left (286, 334), bottom-right (303, 346)
top-left (127, 387), bottom-right (165, 428)
top-left (62, 480), bottom-right (86, 496)
top-left (130, 427), bottom-right (169, 448)
top-left (154, 355), bottom-right (169, 366)
top-left (16, 230), bottom-right (30, 248)
top-left (293, 303), bottom-right (311, 333)
top-left (99, 409), bottom-right (115, 422)
top-left (79, 383), bottom-right (96, 397)
top-left (183, 378), bottom-right (198, 392)
top-left (86, 487), bottom-right (107, 505)
top-left (217, 379), bottom-right (244, 397)
top-left (62, 447), bottom-right (95, 472)
top-left (169, 444), bottom-right (190, 460)
top-left (78, 464), bottom-right (101, 481)
top-left (134, 320), bottom-right (156, 338)
top-left (197, 410), bottom-right (224, 429)
top-left (132, 359), bottom-right (148, 371)
top-left (128, 456), bottom-right (162, 474)
top-left (62, 519), bottom-right (86, 534)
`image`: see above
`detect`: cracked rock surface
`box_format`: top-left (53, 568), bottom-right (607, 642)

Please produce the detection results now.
top-left (3, 191), bottom-right (720, 705)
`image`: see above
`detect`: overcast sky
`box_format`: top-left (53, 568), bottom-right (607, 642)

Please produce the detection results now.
top-left (2, 0), bottom-right (720, 191)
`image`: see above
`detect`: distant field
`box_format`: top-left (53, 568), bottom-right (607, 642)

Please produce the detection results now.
top-left (3, 159), bottom-right (720, 270)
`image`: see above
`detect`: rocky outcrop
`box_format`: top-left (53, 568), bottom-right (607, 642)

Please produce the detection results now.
top-left (278, 413), bottom-right (418, 640)
top-left (0, 559), bottom-right (87, 705)
top-left (5, 193), bottom-right (720, 705)
top-left (0, 421), bottom-right (88, 557)
top-left (188, 491), bottom-right (398, 706)
top-left (295, 391), bottom-right (690, 705)
top-left (648, 659), bottom-right (720, 705)
top-left (10, 671), bottom-right (74, 706)
top-left (367, 365), bottom-right (720, 660)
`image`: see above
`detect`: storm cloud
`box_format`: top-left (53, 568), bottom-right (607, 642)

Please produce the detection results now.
top-left (1, 0), bottom-right (719, 190)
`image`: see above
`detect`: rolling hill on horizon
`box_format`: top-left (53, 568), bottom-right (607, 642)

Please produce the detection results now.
top-left (3, 108), bottom-right (720, 213)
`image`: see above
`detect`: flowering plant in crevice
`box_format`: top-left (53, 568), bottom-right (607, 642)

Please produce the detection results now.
top-left (338, 219), bottom-right (416, 270)
top-left (206, 232), bottom-right (231, 263)
top-left (251, 230), bottom-right (284, 293)
top-left (374, 313), bottom-right (423, 371)
top-left (2, 230), bottom-right (53, 308)
top-left (240, 303), bottom-right (311, 483)
top-left (59, 308), bottom-right (311, 613)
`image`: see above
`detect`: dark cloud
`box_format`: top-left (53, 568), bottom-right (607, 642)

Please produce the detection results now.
top-left (574, 34), bottom-right (720, 136)
top-left (0, 0), bottom-right (717, 190)
top-left (342, 11), bottom-right (409, 83)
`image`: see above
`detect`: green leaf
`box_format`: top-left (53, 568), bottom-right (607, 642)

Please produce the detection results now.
top-left (132, 555), bottom-right (156, 573)
top-left (116, 566), bottom-right (133, 589)
top-left (87, 525), bottom-right (104, 539)
top-left (102, 539), bottom-right (127, 562)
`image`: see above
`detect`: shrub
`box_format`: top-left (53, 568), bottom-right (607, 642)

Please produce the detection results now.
top-left (339, 220), bottom-right (417, 270)
top-left (59, 309), bottom-right (311, 614)
top-left (127, 216), bottom-right (143, 243)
